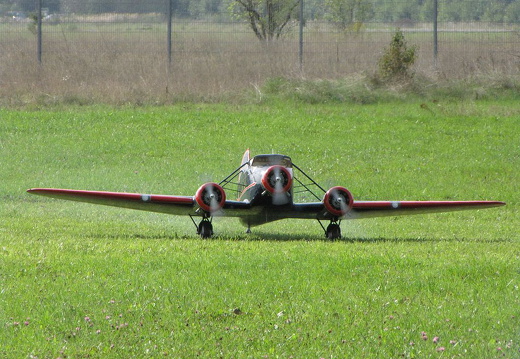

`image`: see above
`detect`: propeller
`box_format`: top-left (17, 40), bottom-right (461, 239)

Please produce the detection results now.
top-left (261, 165), bottom-right (292, 205)
top-left (331, 190), bottom-right (348, 213)
top-left (195, 182), bottom-right (226, 214)
top-left (271, 166), bottom-right (287, 205)
top-left (206, 184), bottom-right (219, 213)
top-left (323, 186), bottom-right (353, 217)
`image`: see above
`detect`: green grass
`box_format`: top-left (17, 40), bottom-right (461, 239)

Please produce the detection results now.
top-left (1, 101), bottom-right (519, 358)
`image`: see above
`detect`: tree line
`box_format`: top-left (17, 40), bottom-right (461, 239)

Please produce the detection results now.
top-left (2, 0), bottom-right (520, 24)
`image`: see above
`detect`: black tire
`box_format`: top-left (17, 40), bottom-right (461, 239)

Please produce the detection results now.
top-left (326, 223), bottom-right (341, 240)
top-left (198, 221), bottom-right (213, 238)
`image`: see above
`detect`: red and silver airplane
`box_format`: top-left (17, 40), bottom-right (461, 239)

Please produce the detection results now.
top-left (28, 150), bottom-right (505, 239)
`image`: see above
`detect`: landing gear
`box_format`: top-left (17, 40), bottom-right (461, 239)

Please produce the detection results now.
top-left (318, 219), bottom-right (342, 240)
top-left (326, 222), bottom-right (341, 240)
top-left (191, 215), bottom-right (214, 238)
top-left (197, 218), bottom-right (213, 238)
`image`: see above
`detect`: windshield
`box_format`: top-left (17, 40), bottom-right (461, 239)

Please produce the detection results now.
top-left (251, 154), bottom-right (292, 168)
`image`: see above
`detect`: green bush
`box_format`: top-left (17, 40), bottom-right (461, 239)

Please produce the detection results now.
top-left (378, 29), bottom-right (418, 81)
top-left (27, 13), bottom-right (38, 35)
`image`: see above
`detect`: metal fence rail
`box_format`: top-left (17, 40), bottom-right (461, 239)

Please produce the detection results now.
top-left (1, 0), bottom-right (519, 99)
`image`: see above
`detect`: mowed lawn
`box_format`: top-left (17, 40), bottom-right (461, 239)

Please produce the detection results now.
top-left (1, 101), bottom-right (519, 358)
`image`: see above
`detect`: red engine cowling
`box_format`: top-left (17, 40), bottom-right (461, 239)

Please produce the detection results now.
top-left (323, 186), bottom-right (353, 217)
top-left (261, 165), bottom-right (292, 194)
top-left (195, 182), bottom-right (226, 213)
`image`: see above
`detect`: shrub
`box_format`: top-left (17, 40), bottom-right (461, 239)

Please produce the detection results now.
top-left (378, 29), bottom-right (418, 81)
top-left (27, 13), bottom-right (38, 35)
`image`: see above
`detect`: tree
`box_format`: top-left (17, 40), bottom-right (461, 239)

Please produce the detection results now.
top-left (229, 0), bottom-right (300, 41)
top-left (325, 0), bottom-right (374, 32)
top-left (504, 1), bottom-right (520, 23)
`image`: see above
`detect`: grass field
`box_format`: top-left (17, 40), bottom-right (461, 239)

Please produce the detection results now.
top-left (1, 100), bottom-right (519, 358)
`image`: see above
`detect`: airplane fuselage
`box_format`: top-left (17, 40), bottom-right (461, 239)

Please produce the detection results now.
top-left (237, 154), bottom-right (294, 207)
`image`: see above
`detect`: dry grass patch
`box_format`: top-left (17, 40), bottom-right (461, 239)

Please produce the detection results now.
top-left (1, 22), bottom-right (519, 106)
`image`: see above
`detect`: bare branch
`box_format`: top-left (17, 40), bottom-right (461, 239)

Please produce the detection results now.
top-left (232, 0), bottom-right (300, 42)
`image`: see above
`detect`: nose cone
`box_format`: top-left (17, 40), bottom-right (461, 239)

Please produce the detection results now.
top-left (261, 165), bottom-right (292, 195)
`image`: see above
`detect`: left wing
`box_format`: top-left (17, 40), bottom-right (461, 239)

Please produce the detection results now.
top-left (27, 188), bottom-right (196, 215)
top-left (27, 188), bottom-right (252, 216)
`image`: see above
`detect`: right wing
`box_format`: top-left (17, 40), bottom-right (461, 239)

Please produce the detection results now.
top-left (290, 200), bottom-right (505, 220)
top-left (349, 200), bottom-right (506, 219)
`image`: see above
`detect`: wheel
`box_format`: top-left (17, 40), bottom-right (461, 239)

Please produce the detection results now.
top-left (198, 220), bottom-right (213, 238)
top-left (326, 223), bottom-right (341, 240)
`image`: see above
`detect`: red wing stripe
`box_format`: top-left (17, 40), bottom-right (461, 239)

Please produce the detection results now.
top-left (27, 188), bottom-right (193, 205)
top-left (353, 201), bottom-right (505, 209)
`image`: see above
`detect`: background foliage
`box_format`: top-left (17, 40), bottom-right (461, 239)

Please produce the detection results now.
top-left (2, 0), bottom-right (520, 23)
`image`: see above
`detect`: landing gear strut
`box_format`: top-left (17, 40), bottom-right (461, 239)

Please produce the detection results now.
top-left (191, 215), bottom-right (214, 238)
top-left (319, 219), bottom-right (342, 240)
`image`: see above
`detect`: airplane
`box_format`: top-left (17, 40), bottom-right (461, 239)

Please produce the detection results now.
top-left (27, 150), bottom-right (505, 239)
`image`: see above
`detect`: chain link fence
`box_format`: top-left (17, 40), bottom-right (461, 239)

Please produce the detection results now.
top-left (1, 0), bottom-right (519, 101)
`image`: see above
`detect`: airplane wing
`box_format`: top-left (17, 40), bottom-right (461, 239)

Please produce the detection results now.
top-left (349, 200), bottom-right (505, 219)
top-left (27, 188), bottom-right (197, 215)
top-left (216, 199), bottom-right (505, 227)
top-left (27, 188), bottom-right (504, 226)
top-left (27, 188), bottom-right (252, 216)
top-left (292, 200), bottom-right (505, 220)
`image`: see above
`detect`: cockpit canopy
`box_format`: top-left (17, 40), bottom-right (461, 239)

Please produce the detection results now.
top-left (250, 154), bottom-right (292, 168)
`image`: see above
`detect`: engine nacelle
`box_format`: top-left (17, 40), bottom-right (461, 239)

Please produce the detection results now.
top-left (261, 165), bottom-right (292, 194)
top-left (195, 182), bottom-right (226, 213)
top-left (323, 186), bottom-right (353, 217)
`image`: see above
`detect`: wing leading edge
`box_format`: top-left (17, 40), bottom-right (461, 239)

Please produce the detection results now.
top-left (349, 200), bottom-right (505, 219)
top-left (27, 188), bottom-right (252, 216)
top-left (28, 189), bottom-right (505, 220)
top-left (27, 188), bottom-right (195, 215)
top-left (291, 200), bottom-right (505, 220)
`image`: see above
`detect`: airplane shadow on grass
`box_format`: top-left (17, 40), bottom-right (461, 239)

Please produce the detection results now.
top-left (83, 231), bottom-right (509, 243)
top-left (231, 232), bottom-right (446, 243)
top-left (218, 231), bottom-right (512, 243)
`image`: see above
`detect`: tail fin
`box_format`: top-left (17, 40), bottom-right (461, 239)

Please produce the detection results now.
top-left (241, 149), bottom-right (250, 166)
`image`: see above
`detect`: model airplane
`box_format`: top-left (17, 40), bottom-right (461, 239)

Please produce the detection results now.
top-left (28, 150), bottom-right (505, 239)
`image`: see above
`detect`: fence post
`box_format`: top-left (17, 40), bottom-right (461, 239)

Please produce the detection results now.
top-left (37, 0), bottom-right (42, 64)
top-left (166, 0), bottom-right (173, 93)
top-left (167, 0), bottom-right (173, 64)
top-left (299, 0), bottom-right (304, 71)
top-left (433, 0), bottom-right (438, 68)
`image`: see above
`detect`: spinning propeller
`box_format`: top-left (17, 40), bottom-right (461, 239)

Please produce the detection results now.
top-left (323, 186), bottom-right (353, 217)
top-left (195, 182), bottom-right (226, 213)
top-left (261, 165), bottom-right (292, 205)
